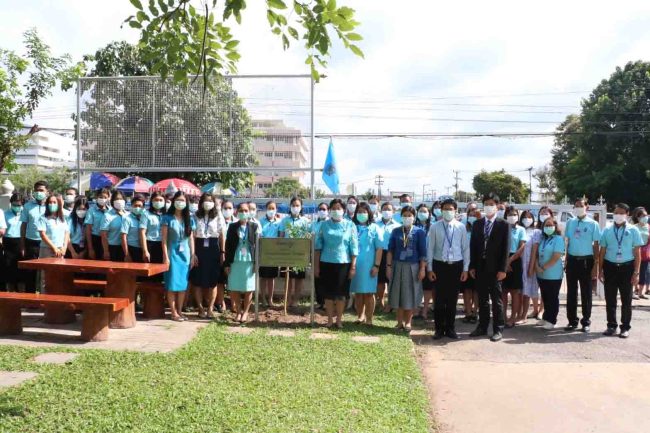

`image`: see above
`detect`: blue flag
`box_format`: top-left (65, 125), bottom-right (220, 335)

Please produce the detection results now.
top-left (322, 138), bottom-right (340, 195)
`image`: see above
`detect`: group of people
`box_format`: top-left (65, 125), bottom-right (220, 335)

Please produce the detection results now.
top-left (1, 181), bottom-right (647, 340)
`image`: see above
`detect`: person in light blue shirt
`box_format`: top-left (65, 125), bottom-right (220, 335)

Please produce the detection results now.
top-left (503, 206), bottom-right (527, 328)
top-left (350, 202), bottom-right (383, 325)
top-left (101, 191), bottom-right (129, 262)
top-left (85, 188), bottom-right (111, 260)
top-left (20, 180), bottom-right (48, 293)
top-left (279, 197), bottom-right (311, 308)
top-left (2, 193), bottom-right (25, 290)
top-left (598, 203), bottom-right (643, 338)
top-left (535, 217), bottom-right (565, 329)
top-left (563, 197), bottom-right (601, 332)
top-left (392, 193), bottom-right (412, 225)
top-left (426, 198), bottom-right (469, 339)
top-left (376, 202), bottom-right (401, 310)
top-left (259, 200), bottom-right (283, 307)
top-left (314, 198), bottom-right (359, 329)
top-left (139, 191), bottom-right (166, 282)
top-left (387, 205), bottom-right (427, 333)
top-left (344, 195), bottom-right (358, 221)
top-left (66, 196), bottom-right (89, 259)
top-left (122, 194), bottom-right (146, 263)
top-left (36, 195), bottom-right (69, 259)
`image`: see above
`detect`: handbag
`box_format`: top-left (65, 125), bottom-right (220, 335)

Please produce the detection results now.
top-left (641, 237), bottom-right (650, 262)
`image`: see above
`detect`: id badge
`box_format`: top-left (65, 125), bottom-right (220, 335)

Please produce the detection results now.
top-left (399, 250), bottom-right (407, 261)
top-left (574, 229), bottom-right (581, 239)
top-left (240, 247), bottom-right (248, 256)
top-left (178, 243), bottom-right (185, 253)
top-left (448, 248), bottom-right (454, 264)
top-left (616, 249), bottom-right (623, 261)
top-left (203, 238), bottom-right (209, 248)
top-left (406, 248), bottom-right (413, 258)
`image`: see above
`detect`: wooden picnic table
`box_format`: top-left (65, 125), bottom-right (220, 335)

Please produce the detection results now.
top-left (18, 258), bottom-right (168, 328)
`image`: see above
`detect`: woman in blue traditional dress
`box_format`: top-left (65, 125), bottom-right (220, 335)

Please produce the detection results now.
top-left (162, 191), bottom-right (197, 322)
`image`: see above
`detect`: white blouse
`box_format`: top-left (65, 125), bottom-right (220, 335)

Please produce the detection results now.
top-left (194, 215), bottom-right (226, 239)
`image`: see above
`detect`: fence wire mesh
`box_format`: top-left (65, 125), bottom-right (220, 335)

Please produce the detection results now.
top-left (77, 75), bottom-right (312, 176)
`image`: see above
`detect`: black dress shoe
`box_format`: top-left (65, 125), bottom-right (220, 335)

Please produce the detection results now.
top-left (619, 330), bottom-right (630, 338)
top-left (603, 328), bottom-right (616, 336)
top-left (432, 331), bottom-right (445, 340)
top-left (469, 315), bottom-right (478, 324)
top-left (446, 329), bottom-right (460, 340)
top-left (469, 328), bottom-right (487, 337)
top-left (490, 332), bottom-right (503, 342)
top-left (564, 324), bottom-right (578, 331)
top-left (581, 325), bottom-right (590, 333)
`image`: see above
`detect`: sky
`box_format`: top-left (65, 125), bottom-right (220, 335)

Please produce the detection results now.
top-left (2, 0), bottom-right (650, 200)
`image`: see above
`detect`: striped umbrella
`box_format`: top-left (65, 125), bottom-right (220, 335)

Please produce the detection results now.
top-left (90, 172), bottom-right (121, 190)
top-left (115, 176), bottom-right (154, 194)
top-left (149, 178), bottom-right (201, 196)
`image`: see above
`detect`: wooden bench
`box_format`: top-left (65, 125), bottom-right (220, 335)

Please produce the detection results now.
top-left (73, 279), bottom-right (108, 291)
top-left (73, 279), bottom-right (166, 319)
top-left (0, 293), bottom-right (129, 342)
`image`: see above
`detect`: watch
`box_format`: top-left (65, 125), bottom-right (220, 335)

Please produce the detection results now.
top-left (373, 264), bottom-right (380, 268)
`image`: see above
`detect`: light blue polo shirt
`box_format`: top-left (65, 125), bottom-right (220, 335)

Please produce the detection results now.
top-left (68, 217), bottom-right (85, 246)
top-left (377, 218), bottom-right (401, 249)
top-left (279, 215), bottom-right (311, 238)
top-left (121, 213), bottom-right (143, 248)
top-left (537, 235), bottom-right (565, 280)
top-left (101, 208), bottom-right (127, 246)
top-left (260, 216), bottom-right (282, 238)
top-left (509, 225), bottom-right (528, 253)
top-left (86, 204), bottom-right (110, 236)
top-left (315, 219), bottom-right (359, 263)
top-left (0, 210), bottom-right (6, 231)
top-left (36, 216), bottom-right (69, 248)
top-left (20, 200), bottom-right (47, 241)
top-left (140, 211), bottom-right (163, 242)
top-left (565, 216), bottom-right (601, 257)
top-left (3, 209), bottom-right (22, 238)
top-left (600, 223), bottom-right (643, 263)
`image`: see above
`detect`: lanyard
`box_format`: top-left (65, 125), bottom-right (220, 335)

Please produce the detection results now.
top-left (203, 216), bottom-right (210, 238)
top-left (614, 225), bottom-right (626, 249)
top-left (539, 236), bottom-right (554, 262)
top-left (443, 222), bottom-right (455, 250)
top-left (402, 226), bottom-right (411, 248)
top-left (239, 224), bottom-right (248, 241)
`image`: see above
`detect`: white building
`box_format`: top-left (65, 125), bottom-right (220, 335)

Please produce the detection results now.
top-left (14, 127), bottom-right (76, 170)
top-left (251, 119), bottom-right (309, 196)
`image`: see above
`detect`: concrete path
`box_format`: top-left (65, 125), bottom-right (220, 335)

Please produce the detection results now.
top-left (415, 304), bottom-right (650, 433)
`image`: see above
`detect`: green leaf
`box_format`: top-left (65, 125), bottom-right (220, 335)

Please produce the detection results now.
top-left (136, 11), bottom-right (148, 22)
top-left (225, 40), bottom-right (240, 49)
top-left (345, 32), bottom-right (363, 41)
top-left (266, 10), bottom-right (276, 27)
top-left (287, 26), bottom-right (299, 40)
top-left (130, 0), bottom-right (143, 10)
top-left (272, 27), bottom-right (282, 35)
top-left (327, 0), bottom-right (337, 11)
top-left (349, 44), bottom-right (364, 58)
top-left (282, 34), bottom-right (290, 50)
top-left (226, 51), bottom-right (241, 60)
top-left (173, 69), bottom-right (186, 82)
top-left (158, 0), bottom-right (168, 13)
top-left (267, 0), bottom-right (287, 10)
top-left (129, 20), bottom-right (143, 29)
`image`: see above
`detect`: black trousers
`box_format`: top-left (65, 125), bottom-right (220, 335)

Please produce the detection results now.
top-left (603, 260), bottom-right (634, 331)
top-left (433, 260), bottom-right (463, 332)
top-left (538, 278), bottom-right (562, 325)
top-left (565, 255), bottom-right (594, 326)
top-left (476, 266), bottom-right (505, 334)
top-left (22, 239), bottom-right (41, 293)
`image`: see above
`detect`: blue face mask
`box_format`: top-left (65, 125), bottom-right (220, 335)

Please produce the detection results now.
top-left (543, 226), bottom-right (555, 236)
top-left (356, 213), bottom-right (369, 224)
top-left (433, 208), bottom-right (442, 218)
top-left (131, 207), bottom-right (143, 216)
top-left (34, 191), bottom-right (47, 201)
top-left (11, 205), bottom-right (22, 214)
top-left (47, 203), bottom-right (59, 213)
top-left (467, 216), bottom-right (477, 225)
top-left (640, 216), bottom-right (648, 224)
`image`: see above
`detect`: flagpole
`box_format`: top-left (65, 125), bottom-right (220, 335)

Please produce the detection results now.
top-left (310, 75), bottom-right (315, 200)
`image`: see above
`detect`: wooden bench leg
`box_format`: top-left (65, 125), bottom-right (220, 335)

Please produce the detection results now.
top-left (0, 304), bottom-right (23, 335)
top-left (142, 289), bottom-right (166, 319)
top-left (106, 273), bottom-right (137, 329)
top-left (81, 306), bottom-right (110, 342)
top-left (43, 269), bottom-right (76, 324)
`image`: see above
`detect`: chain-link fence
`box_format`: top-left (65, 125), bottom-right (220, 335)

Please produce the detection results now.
top-left (77, 75), bottom-right (314, 191)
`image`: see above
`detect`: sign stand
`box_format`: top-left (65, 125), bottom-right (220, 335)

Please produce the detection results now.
top-left (254, 237), bottom-right (315, 325)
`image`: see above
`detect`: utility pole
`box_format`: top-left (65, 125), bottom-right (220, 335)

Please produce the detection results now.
top-left (453, 170), bottom-right (461, 199)
top-left (422, 183), bottom-right (431, 202)
top-left (374, 175), bottom-right (384, 200)
top-left (527, 166), bottom-right (533, 204)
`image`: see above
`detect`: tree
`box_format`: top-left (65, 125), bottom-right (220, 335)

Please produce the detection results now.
top-left (265, 178), bottom-right (310, 198)
top-left (360, 188), bottom-right (375, 201)
top-left (80, 41), bottom-right (255, 191)
top-left (124, 0), bottom-right (363, 87)
top-left (533, 165), bottom-right (557, 204)
top-left (453, 190), bottom-right (475, 203)
top-left (0, 29), bottom-right (84, 172)
top-left (551, 61), bottom-right (650, 207)
top-left (7, 166), bottom-right (74, 195)
top-left (472, 170), bottom-right (528, 203)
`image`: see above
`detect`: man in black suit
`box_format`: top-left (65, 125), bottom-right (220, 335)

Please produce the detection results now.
top-left (468, 192), bottom-right (511, 342)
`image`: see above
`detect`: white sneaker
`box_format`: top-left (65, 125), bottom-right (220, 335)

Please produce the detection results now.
top-left (543, 322), bottom-right (555, 330)
top-left (536, 319), bottom-right (546, 326)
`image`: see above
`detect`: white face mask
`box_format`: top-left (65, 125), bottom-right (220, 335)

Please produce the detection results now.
top-left (613, 214), bottom-right (627, 224)
top-left (189, 203), bottom-right (199, 213)
top-left (318, 209), bottom-right (328, 219)
top-left (64, 194), bottom-right (76, 204)
top-left (347, 203), bottom-right (357, 213)
top-left (574, 207), bottom-right (586, 217)
top-left (203, 201), bottom-right (215, 211)
top-left (496, 209), bottom-right (505, 219)
top-left (222, 209), bottom-right (233, 219)
top-left (369, 203), bottom-right (378, 213)
top-left (113, 200), bottom-right (126, 211)
top-left (539, 213), bottom-right (550, 223)
top-left (291, 206), bottom-right (301, 216)
top-left (507, 215), bottom-right (518, 225)
top-left (522, 218), bottom-right (533, 228)
top-left (266, 209), bottom-right (276, 219)
top-left (76, 209), bottom-right (87, 219)
top-left (382, 210), bottom-right (393, 220)
top-left (402, 216), bottom-right (415, 227)
top-left (484, 205), bottom-right (497, 217)
top-left (330, 209), bottom-right (344, 221)
top-left (96, 198), bottom-right (107, 207)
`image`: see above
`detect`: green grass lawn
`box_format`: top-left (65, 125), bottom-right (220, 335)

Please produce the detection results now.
top-left (0, 313), bottom-right (433, 433)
